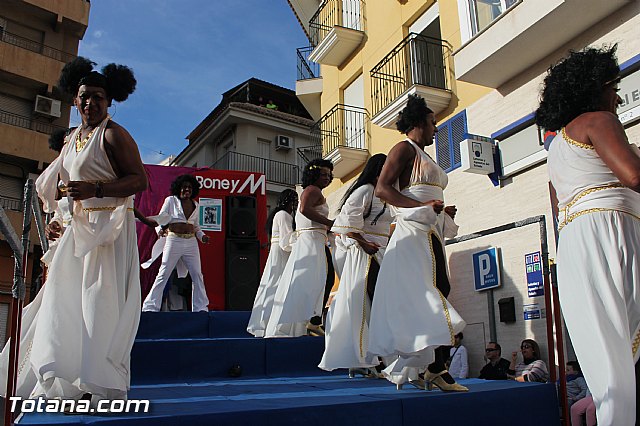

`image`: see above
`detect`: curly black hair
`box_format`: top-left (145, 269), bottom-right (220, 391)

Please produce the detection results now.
top-left (396, 94), bottom-right (434, 134)
top-left (535, 46), bottom-right (619, 131)
top-left (338, 153), bottom-right (387, 222)
top-left (265, 189), bottom-right (298, 234)
top-left (301, 158), bottom-right (333, 188)
top-left (48, 128), bottom-right (72, 153)
top-left (58, 56), bottom-right (136, 102)
top-left (170, 174), bottom-right (200, 199)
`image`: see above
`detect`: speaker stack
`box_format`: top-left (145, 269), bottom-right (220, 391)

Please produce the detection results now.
top-left (225, 196), bottom-right (260, 310)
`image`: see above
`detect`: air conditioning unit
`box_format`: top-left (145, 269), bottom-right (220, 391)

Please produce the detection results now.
top-left (34, 95), bottom-right (61, 118)
top-left (275, 135), bottom-right (292, 150)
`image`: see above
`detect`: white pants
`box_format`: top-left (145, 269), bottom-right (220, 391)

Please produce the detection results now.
top-left (142, 235), bottom-right (209, 312)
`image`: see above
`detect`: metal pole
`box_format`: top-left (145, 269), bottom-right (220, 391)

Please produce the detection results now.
top-left (487, 289), bottom-right (497, 342)
top-left (551, 260), bottom-right (569, 426)
top-left (4, 179), bottom-right (34, 426)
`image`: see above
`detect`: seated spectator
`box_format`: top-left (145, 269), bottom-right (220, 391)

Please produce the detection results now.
top-left (563, 361), bottom-right (588, 409)
top-left (507, 339), bottom-right (549, 382)
top-left (265, 99), bottom-right (278, 110)
top-left (570, 392), bottom-right (596, 426)
top-left (479, 341), bottom-right (510, 380)
top-left (447, 332), bottom-right (468, 379)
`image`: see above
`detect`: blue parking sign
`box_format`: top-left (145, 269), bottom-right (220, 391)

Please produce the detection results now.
top-left (473, 247), bottom-right (501, 291)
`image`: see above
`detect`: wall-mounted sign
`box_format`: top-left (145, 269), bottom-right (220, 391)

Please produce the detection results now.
top-left (523, 303), bottom-right (541, 321)
top-left (618, 69), bottom-right (640, 125)
top-left (460, 134), bottom-right (495, 175)
top-left (473, 247), bottom-right (501, 291)
top-left (525, 251), bottom-right (544, 297)
top-left (199, 198), bottom-right (222, 232)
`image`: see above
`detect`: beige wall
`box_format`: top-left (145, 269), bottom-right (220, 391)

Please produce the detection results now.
top-left (305, 0), bottom-right (640, 374)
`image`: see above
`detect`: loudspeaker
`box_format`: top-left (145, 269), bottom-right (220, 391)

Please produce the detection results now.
top-left (498, 297), bottom-right (516, 323)
top-left (226, 196), bottom-right (257, 239)
top-left (225, 239), bottom-right (260, 310)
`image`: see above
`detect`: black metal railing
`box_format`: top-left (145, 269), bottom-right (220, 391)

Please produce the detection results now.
top-left (309, 0), bottom-right (365, 47)
top-left (0, 196), bottom-right (22, 212)
top-left (297, 46), bottom-right (320, 80)
top-left (311, 104), bottom-right (369, 156)
top-left (0, 30), bottom-right (75, 63)
top-left (212, 152), bottom-right (298, 187)
top-left (370, 34), bottom-right (451, 117)
top-left (296, 144), bottom-right (322, 165)
top-left (0, 110), bottom-right (67, 135)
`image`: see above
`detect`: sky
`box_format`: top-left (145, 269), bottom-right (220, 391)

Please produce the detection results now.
top-left (73, 1), bottom-right (309, 164)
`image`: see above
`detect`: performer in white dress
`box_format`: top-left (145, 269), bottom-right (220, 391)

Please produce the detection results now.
top-left (142, 174), bottom-right (210, 312)
top-left (368, 95), bottom-right (467, 391)
top-left (265, 159), bottom-right (334, 338)
top-left (320, 154), bottom-right (392, 374)
top-left (247, 189), bottom-right (298, 337)
top-left (0, 57), bottom-right (147, 403)
top-left (537, 46), bottom-right (640, 425)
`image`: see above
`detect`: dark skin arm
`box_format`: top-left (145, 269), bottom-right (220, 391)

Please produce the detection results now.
top-left (569, 111), bottom-right (640, 191)
top-left (374, 140), bottom-right (444, 213)
top-left (300, 185), bottom-right (333, 228)
top-left (133, 208), bottom-right (158, 228)
top-left (67, 121), bottom-right (148, 200)
top-left (346, 232), bottom-right (379, 255)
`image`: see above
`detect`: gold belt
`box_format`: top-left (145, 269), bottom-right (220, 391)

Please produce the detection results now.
top-left (332, 225), bottom-right (390, 238)
top-left (558, 183), bottom-right (625, 231)
top-left (168, 231), bottom-right (195, 239)
top-left (83, 207), bottom-right (134, 213)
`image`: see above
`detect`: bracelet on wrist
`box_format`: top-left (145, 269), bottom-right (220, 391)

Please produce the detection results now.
top-left (95, 181), bottom-right (104, 198)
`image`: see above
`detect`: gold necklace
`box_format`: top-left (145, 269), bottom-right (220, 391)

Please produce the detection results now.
top-left (75, 126), bottom-right (97, 152)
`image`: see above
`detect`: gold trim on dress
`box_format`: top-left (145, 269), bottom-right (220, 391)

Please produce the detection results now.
top-left (408, 181), bottom-right (445, 190)
top-left (557, 183), bottom-right (627, 231)
top-left (633, 328), bottom-right (640, 358)
top-left (561, 128), bottom-right (594, 150)
top-left (428, 230), bottom-right (455, 345)
top-left (359, 256), bottom-right (372, 358)
top-left (332, 225), bottom-right (390, 238)
top-left (82, 207), bottom-right (134, 212)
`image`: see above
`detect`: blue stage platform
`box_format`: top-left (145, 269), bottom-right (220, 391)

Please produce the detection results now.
top-left (17, 312), bottom-right (561, 425)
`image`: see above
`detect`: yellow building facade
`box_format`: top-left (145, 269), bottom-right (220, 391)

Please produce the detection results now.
top-left (289, 0), bottom-right (640, 377)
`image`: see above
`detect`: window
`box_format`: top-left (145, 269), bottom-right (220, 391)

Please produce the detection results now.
top-left (257, 138), bottom-right (271, 159)
top-left (435, 110), bottom-right (467, 172)
top-left (458, 0), bottom-right (518, 42)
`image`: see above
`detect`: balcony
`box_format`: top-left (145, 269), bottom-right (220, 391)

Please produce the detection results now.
top-left (311, 104), bottom-right (369, 179)
top-left (296, 46), bottom-right (323, 121)
top-left (454, 0), bottom-right (632, 88)
top-left (0, 110), bottom-right (65, 162)
top-left (0, 110), bottom-right (67, 135)
top-left (370, 34), bottom-right (453, 129)
top-left (308, 0), bottom-right (366, 67)
top-left (0, 31), bottom-right (75, 63)
top-left (212, 152), bottom-right (299, 187)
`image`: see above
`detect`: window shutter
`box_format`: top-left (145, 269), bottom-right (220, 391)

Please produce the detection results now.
top-left (436, 122), bottom-right (451, 170)
top-left (435, 110), bottom-right (467, 172)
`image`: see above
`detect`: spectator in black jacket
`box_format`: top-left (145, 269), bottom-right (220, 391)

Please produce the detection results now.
top-left (479, 342), bottom-right (510, 380)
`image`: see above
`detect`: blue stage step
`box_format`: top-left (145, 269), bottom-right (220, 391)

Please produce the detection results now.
top-left (17, 377), bottom-right (561, 426)
top-left (18, 311), bottom-right (562, 425)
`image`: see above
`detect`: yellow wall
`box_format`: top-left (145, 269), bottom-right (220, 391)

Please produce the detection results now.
top-left (317, 0), bottom-right (492, 197)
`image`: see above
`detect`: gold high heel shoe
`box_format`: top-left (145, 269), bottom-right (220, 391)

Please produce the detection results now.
top-left (396, 378), bottom-right (426, 390)
top-left (423, 370), bottom-right (468, 392)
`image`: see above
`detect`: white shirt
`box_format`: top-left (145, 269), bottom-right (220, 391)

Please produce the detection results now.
top-left (448, 345), bottom-right (469, 379)
top-left (154, 195), bottom-right (205, 241)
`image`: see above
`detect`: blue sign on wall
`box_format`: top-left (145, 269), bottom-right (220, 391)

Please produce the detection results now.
top-left (525, 251), bottom-right (544, 297)
top-left (473, 247), bottom-right (501, 292)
